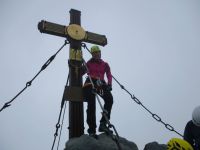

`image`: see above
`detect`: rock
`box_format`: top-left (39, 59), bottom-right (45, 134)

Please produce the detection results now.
top-left (64, 133), bottom-right (138, 150)
top-left (143, 141), bottom-right (167, 150)
top-left (64, 133), bottom-right (168, 150)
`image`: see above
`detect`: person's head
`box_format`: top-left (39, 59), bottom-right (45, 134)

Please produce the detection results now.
top-left (167, 138), bottom-right (193, 150)
top-left (192, 105), bottom-right (200, 127)
top-left (90, 45), bottom-right (101, 60)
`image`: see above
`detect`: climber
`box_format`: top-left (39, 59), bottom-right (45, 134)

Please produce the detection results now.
top-left (184, 105), bottom-right (200, 150)
top-left (82, 45), bottom-right (113, 139)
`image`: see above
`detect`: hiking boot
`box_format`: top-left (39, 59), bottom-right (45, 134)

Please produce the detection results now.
top-left (98, 122), bottom-right (108, 132)
top-left (89, 133), bottom-right (98, 139)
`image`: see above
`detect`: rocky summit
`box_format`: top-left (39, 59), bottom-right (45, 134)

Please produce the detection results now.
top-left (64, 133), bottom-right (167, 150)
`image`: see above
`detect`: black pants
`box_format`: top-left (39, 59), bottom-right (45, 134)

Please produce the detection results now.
top-left (83, 82), bottom-right (113, 134)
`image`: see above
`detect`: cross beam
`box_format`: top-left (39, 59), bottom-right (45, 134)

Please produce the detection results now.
top-left (38, 9), bottom-right (107, 138)
top-left (38, 19), bottom-right (107, 46)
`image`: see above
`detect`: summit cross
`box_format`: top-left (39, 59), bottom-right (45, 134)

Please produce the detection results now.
top-left (38, 9), bottom-right (107, 138)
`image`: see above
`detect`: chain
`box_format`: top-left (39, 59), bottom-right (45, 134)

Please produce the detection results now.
top-left (56, 101), bottom-right (67, 150)
top-left (51, 74), bottom-right (69, 150)
top-left (81, 43), bottom-right (183, 138)
top-left (112, 75), bottom-right (183, 137)
top-left (0, 40), bottom-right (69, 112)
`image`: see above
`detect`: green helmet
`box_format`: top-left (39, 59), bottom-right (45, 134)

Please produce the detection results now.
top-left (91, 45), bottom-right (101, 53)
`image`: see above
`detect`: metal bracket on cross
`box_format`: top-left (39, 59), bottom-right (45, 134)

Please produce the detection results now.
top-left (63, 86), bottom-right (83, 102)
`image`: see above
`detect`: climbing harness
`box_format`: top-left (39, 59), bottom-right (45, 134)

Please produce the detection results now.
top-left (0, 40), bottom-right (69, 112)
top-left (96, 78), bottom-right (104, 96)
top-left (81, 43), bottom-right (183, 138)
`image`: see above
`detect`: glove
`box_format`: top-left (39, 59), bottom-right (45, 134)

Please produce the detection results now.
top-left (106, 84), bottom-right (112, 91)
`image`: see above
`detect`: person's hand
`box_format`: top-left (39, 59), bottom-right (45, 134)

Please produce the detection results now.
top-left (107, 84), bottom-right (112, 91)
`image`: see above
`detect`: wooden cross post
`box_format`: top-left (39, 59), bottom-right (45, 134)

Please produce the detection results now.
top-left (38, 9), bottom-right (107, 138)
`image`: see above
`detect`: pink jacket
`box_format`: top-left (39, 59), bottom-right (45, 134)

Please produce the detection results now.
top-left (85, 58), bottom-right (112, 85)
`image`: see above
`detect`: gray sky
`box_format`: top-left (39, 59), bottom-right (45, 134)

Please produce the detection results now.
top-left (1, 0), bottom-right (200, 150)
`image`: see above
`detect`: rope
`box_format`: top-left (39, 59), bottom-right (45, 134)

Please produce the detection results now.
top-left (0, 40), bottom-right (69, 112)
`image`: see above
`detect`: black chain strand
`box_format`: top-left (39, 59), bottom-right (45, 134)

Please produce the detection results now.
top-left (51, 74), bottom-right (69, 150)
top-left (0, 40), bottom-right (69, 112)
top-left (112, 75), bottom-right (183, 137)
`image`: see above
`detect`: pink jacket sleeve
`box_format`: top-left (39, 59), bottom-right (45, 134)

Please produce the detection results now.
top-left (105, 62), bottom-right (112, 85)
